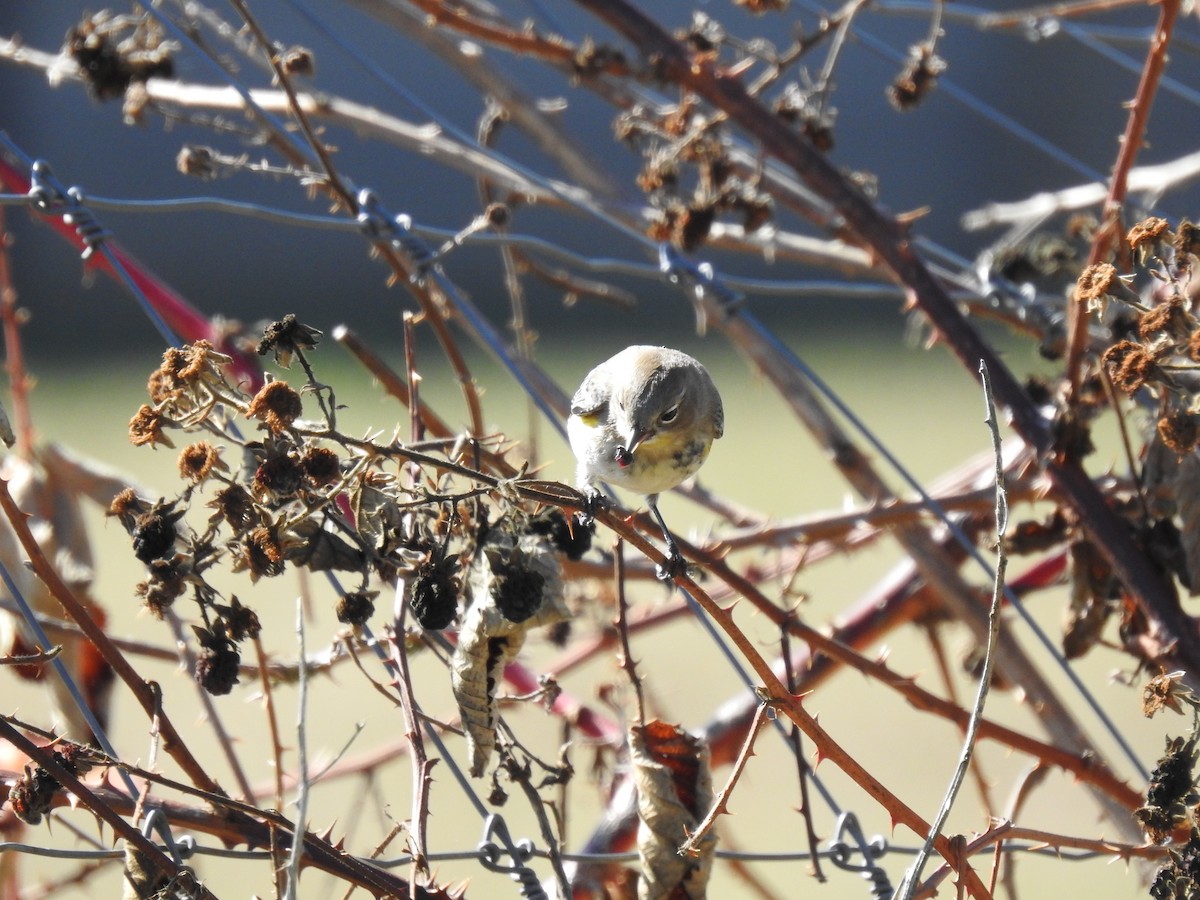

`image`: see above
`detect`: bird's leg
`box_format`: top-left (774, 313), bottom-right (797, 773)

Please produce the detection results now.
top-left (646, 494), bottom-right (686, 581)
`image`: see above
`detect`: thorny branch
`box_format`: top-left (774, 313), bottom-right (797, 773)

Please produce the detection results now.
top-left (3, 0), bottom-right (1200, 896)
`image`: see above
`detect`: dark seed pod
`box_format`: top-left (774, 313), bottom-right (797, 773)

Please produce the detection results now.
top-left (487, 546), bottom-right (546, 624)
top-left (409, 556), bottom-right (460, 630)
top-left (131, 500), bottom-right (184, 563)
top-left (336, 590), bottom-right (377, 626)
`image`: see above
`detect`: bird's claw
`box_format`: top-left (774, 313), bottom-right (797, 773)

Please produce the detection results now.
top-left (655, 552), bottom-right (689, 582)
top-left (576, 490), bottom-right (605, 528)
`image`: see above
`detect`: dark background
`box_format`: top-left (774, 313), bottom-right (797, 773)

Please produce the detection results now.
top-left (1, 0), bottom-right (1198, 364)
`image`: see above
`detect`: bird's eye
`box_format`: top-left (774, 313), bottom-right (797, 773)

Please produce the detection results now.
top-left (659, 405), bottom-right (679, 425)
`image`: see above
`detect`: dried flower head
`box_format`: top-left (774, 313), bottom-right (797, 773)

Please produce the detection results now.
top-left (1159, 409), bottom-right (1200, 455)
top-left (1074, 262), bottom-right (1119, 308)
top-left (301, 446), bottom-right (342, 486)
top-left (1128, 216), bottom-right (1170, 255)
top-left (257, 315), bottom-right (322, 369)
top-left (108, 487), bottom-right (152, 531)
top-left (246, 380), bottom-right (303, 432)
top-left (1143, 670), bottom-right (1193, 718)
top-left (193, 625), bottom-right (240, 696)
top-left (208, 485), bottom-right (258, 533)
top-left (66, 9), bottom-right (175, 102)
top-left (237, 525), bottom-right (286, 581)
top-left (1175, 220), bottom-right (1200, 262)
top-left (1139, 296), bottom-right (1189, 341)
top-left (178, 441), bottom-right (225, 483)
top-left (1102, 340), bottom-right (1156, 394)
top-left (136, 556), bottom-right (188, 618)
top-left (252, 444), bottom-right (304, 503)
top-left (129, 404), bottom-right (174, 448)
top-left (218, 596), bottom-right (262, 641)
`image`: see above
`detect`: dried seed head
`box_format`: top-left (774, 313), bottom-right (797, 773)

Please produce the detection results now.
top-left (208, 484), bottom-right (258, 533)
top-left (219, 596), bottom-right (262, 641)
top-left (136, 556), bottom-right (187, 618)
top-left (238, 526), bottom-right (286, 581)
top-left (278, 45), bottom-right (315, 77)
top-left (1174, 220), bottom-right (1200, 262)
top-left (1143, 670), bottom-right (1192, 718)
top-left (336, 590), bottom-right (377, 626)
top-left (1074, 262), bottom-right (1119, 306)
top-left (301, 446), bottom-right (342, 486)
top-left (246, 381), bottom-right (303, 432)
top-left (7, 763), bottom-right (60, 826)
top-left (66, 9), bottom-right (175, 102)
top-left (178, 441), bottom-right (225, 483)
top-left (131, 500), bottom-right (185, 563)
top-left (1158, 409), bottom-right (1200, 455)
top-left (485, 545), bottom-right (547, 624)
top-left (1102, 340), bottom-right (1156, 394)
top-left (253, 446), bottom-right (304, 503)
top-left (193, 626), bottom-right (240, 696)
top-left (176, 145), bottom-right (219, 180)
top-left (528, 508), bottom-right (593, 561)
top-left (129, 404), bottom-right (174, 448)
top-left (257, 314), bottom-right (322, 369)
top-left (108, 487), bottom-right (152, 532)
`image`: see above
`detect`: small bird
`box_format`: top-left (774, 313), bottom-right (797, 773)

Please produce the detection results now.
top-left (568, 345), bottom-right (723, 579)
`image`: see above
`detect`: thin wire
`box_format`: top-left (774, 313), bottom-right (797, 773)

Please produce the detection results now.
top-left (0, 561), bottom-right (136, 797)
top-left (0, 188), bottom-right (907, 301)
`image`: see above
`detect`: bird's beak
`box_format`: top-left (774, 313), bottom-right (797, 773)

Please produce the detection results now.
top-left (622, 427), bottom-right (651, 457)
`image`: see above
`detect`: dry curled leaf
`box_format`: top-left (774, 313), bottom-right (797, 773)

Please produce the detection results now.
top-left (630, 720), bottom-right (717, 900)
top-left (450, 529), bottom-right (570, 777)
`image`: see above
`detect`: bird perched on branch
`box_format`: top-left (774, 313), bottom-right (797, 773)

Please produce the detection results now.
top-left (568, 345), bottom-right (723, 580)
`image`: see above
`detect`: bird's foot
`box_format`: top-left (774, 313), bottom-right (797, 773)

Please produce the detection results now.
top-left (655, 550), bottom-right (690, 582)
top-left (575, 489), bottom-right (605, 528)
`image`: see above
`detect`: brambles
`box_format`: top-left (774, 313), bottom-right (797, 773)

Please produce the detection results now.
top-left (121, 319), bottom-right (580, 726)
